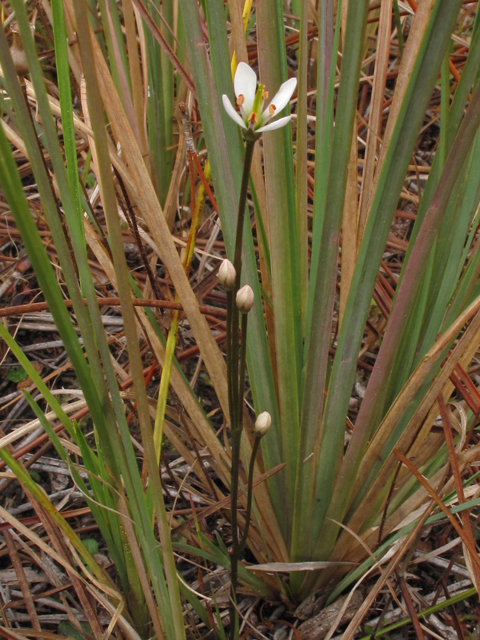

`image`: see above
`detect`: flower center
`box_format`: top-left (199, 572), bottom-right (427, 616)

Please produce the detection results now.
top-left (251, 83), bottom-right (266, 129)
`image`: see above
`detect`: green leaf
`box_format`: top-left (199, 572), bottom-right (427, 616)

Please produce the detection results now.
top-left (6, 366), bottom-right (28, 383)
top-left (82, 538), bottom-right (99, 554)
top-left (28, 471), bottom-right (42, 484)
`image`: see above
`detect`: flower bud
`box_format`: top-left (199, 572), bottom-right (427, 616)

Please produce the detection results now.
top-left (218, 259), bottom-right (236, 291)
top-left (255, 411), bottom-right (272, 436)
top-left (236, 285), bottom-right (254, 314)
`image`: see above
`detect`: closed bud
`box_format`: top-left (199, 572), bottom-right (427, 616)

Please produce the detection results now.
top-left (218, 259), bottom-right (236, 291)
top-left (255, 411), bottom-right (272, 436)
top-left (236, 285), bottom-right (254, 314)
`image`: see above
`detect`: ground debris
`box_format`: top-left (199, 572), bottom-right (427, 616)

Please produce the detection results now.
top-left (297, 590), bottom-right (363, 640)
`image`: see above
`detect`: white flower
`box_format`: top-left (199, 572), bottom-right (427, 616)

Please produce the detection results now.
top-left (222, 62), bottom-right (297, 136)
top-left (255, 411), bottom-right (272, 436)
top-left (236, 284), bottom-right (254, 314)
top-left (218, 259), bottom-right (236, 291)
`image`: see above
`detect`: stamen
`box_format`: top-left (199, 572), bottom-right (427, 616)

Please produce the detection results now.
top-left (237, 94), bottom-right (245, 106)
top-left (262, 89), bottom-right (269, 100)
top-left (269, 104), bottom-right (276, 116)
top-left (248, 112), bottom-right (258, 123)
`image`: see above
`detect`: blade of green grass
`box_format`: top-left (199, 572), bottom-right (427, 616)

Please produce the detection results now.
top-left (309, 0), bottom-right (465, 572)
top-left (51, 0), bottom-right (84, 243)
top-left (256, 0), bottom-right (303, 545)
top-left (293, 0), bottom-right (369, 568)
top-left (295, 0), bottom-right (309, 326)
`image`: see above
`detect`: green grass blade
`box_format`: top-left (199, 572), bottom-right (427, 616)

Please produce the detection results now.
top-left (51, 0), bottom-right (84, 243)
top-left (293, 0), bottom-right (369, 565)
top-left (311, 0), bottom-right (465, 564)
top-left (256, 0), bottom-right (303, 543)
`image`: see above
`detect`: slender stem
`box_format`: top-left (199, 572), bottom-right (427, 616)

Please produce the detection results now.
top-left (233, 140), bottom-right (256, 283)
top-left (239, 435), bottom-right (261, 553)
top-left (226, 290), bottom-right (235, 432)
top-left (230, 302), bottom-right (240, 434)
top-left (238, 313), bottom-right (248, 409)
top-left (228, 425), bottom-right (242, 624)
top-left (227, 137), bottom-right (256, 640)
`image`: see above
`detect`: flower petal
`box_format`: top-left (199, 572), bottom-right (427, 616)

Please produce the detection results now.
top-left (234, 62), bottom-right (257, 117)
top-left (261, 77), bottom-right (297, 122)
top-left (256, 115), bottom-right (292, 133)
top-left (222, 94), bottom-right (248, 129)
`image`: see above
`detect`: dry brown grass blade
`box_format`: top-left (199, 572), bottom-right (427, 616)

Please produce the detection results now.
top-left (1, 119), bottom-right (28, 157)
top-left (436, 394), bottom-right (480, 591)
top-left (385, 313), bottom-right (480, 486)
top-left (339, 136), bottom-right (358, 328)
top-left (84, 584), bottom-right (143, 640)
top-left (229, 0), bottom-right (249, 64)
top-left (347, 440), bottom-right (480, 568)
top-left (26, 493), bottom-right (105, 639)
top-left (0, 505), bottom-right (136, 637)
top-left (374, 0), bottom-right (435, 179)
top-left (171, 464), bottom-right (286, 529)
top-left (326, 302), bottom-right (480, 564)
top-left (0, 630), bottom-right (69, 640)
top-left (319, 516), bottom-right (400, 640)
top-left (0, 298), bottom-right (227, 320)
top-left (2, 529), bottom-right (41, 634)
top-left (168, 459), bottom-right (289, 563)
top-left (104, 1), bottom-right (142, 151)
top-left (246, 560), bottom-right (356, 572)
top-left (338, 0), bottom-right (357, 330)
top-left (394, 448), bottom-right (480, 573)
top-left (163, 111), bottom-right (186, 231)
top-left (65, 0), bottom-right (232, 424)
top-left (398, 574), bottom-right (425, 640)
top-left (437, 393), bottom-right (480, 585)
top-left (384, 300), bottom-right (480, 480)
top-left (347, 293), bottom-right (480, 535)
top-left (339, 500), bottom-right (435, 640)
top-left (122, 0), bottom-right (148, 160)
top-left (357, 0), bottom-right (392, 241)
top-left (0, 506), bottom-right (117, 600)
top-left (130, 0), bottom-right (195, 95)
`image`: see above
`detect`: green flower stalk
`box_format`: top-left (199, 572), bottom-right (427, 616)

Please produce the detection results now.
top-left (221, 62), bottom-right (296, 639)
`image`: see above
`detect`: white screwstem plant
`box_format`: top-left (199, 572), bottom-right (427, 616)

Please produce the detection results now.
top-left (221, 62), bottom-right (295, 639)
